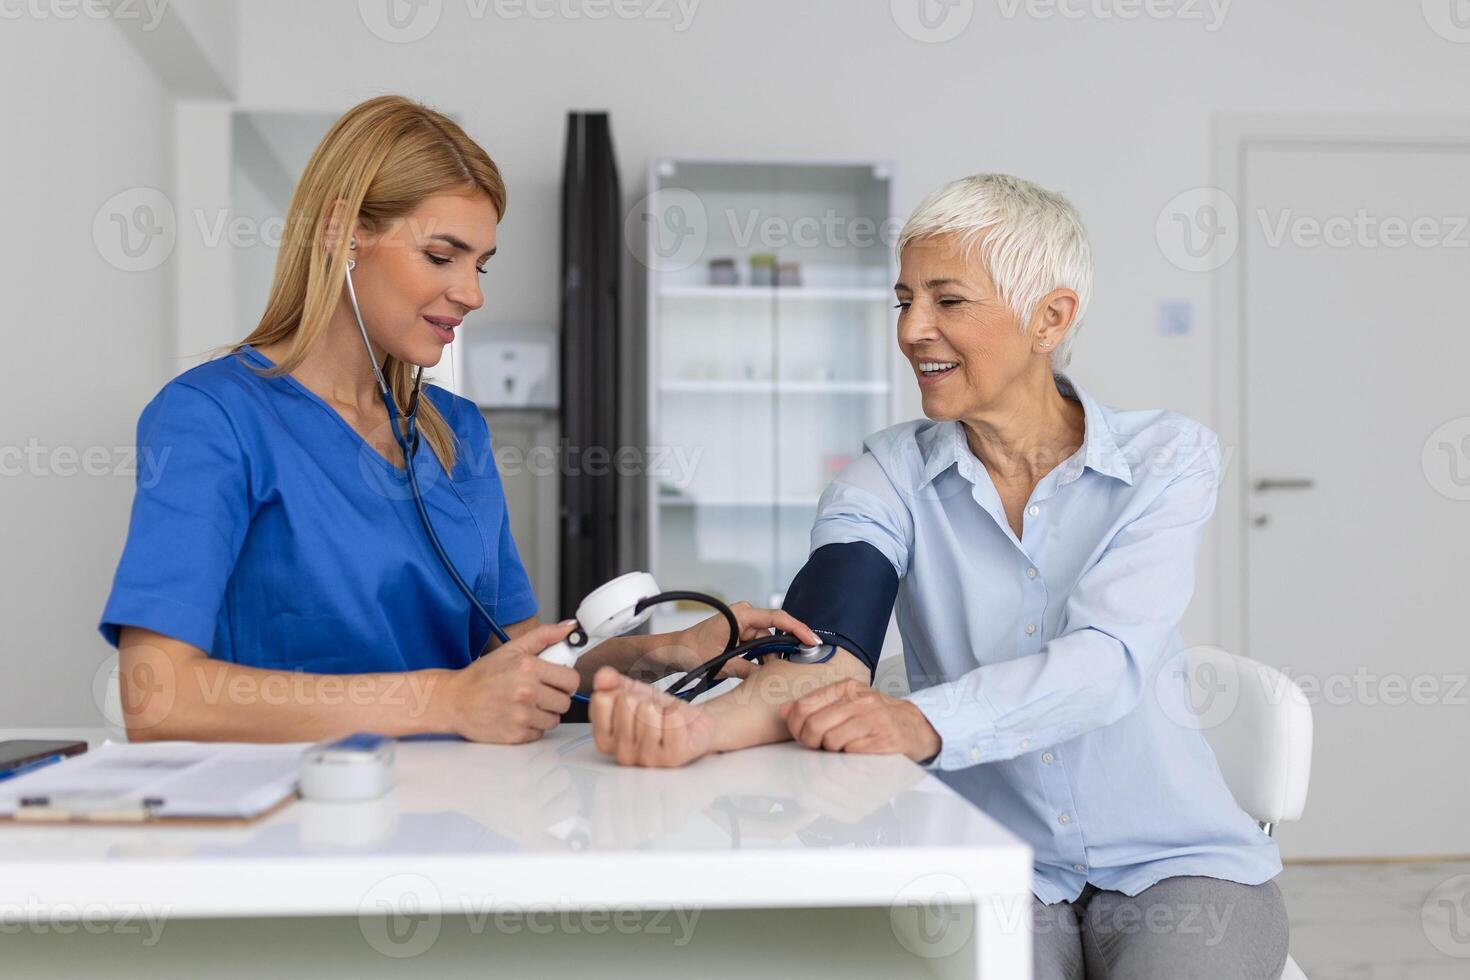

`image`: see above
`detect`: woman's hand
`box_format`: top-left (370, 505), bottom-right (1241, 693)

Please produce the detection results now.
top-left (647, 602), bottom-right (822, 681)
top-left (780, 679), bottom-right (943, 764)
top-left (444, 621), bottom-right (583, 743)
top-left (588, 666), bottom-right (720, 768)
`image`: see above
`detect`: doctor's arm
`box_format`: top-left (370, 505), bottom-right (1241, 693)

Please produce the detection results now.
top-left (116, 621), bottom-right (583, 744)
top-left (106, 385), bottom-right (593, 744)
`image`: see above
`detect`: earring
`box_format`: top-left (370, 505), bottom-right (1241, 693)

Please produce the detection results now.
top-left (1038, 340), bottom-right (1054, 350)
top-left (349, 239), bottom-right (357, 250)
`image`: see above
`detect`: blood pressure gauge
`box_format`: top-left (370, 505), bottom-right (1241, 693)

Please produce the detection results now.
top-left (538, 571), bottom-right (662, 667)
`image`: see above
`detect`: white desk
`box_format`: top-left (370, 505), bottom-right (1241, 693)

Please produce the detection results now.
top-left (0, 725), bottom-right (1032, 979)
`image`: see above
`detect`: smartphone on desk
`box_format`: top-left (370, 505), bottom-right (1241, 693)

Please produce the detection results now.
top-left (0, 740), bottom-right (88, 780)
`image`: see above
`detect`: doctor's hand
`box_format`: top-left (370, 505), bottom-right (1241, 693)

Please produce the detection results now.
top-left (444, 622), bottom-right (582, 743)
top-left (780, 679), bottom-right (942, 764)
top-left (651, 602), bottom-right (821, 680)
top-left (589, 666), bottom-right (719, 768)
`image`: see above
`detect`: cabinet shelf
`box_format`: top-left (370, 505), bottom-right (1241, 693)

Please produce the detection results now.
top-left (658, 495), bottom-right (820, 508)
top-left (660, 284), bottom-right (890, 301)
top-left (659, 379), bottom-right (889, 394)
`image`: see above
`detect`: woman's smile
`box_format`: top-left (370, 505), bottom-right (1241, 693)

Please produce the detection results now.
top-left (423, 315), bottom-right (460, 344)
top-left (916, 358), bottom-right (961, 385)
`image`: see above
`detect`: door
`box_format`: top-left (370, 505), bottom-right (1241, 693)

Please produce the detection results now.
top-left (1242, 138), bottom-right (1470, 858)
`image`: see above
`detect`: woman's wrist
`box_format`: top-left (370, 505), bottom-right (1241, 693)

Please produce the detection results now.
top-left (900, 700), bottom-right (943, 764)
top-left (421, 668), bottom-right (463, 737)
top-left (699, 671), bottom-right (789, 754)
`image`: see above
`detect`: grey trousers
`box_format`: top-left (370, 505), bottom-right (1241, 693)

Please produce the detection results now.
top-left (1032, 875), bottom-right (1289, 980)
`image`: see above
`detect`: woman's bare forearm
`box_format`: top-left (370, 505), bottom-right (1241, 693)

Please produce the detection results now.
top-left (118, 628), bottom-right (456, 743)
top-left (702, 648), bottom-right (870, 753)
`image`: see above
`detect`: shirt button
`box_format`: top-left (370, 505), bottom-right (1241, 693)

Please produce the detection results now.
top-left (1058, 814), bottom-right (1071, 826)
top-left (1026, 567), bottom-right (1038, 579)
top-left (1073, 864), bottom-right (1087, 873)
top-left (1042, 752), bottom-right (1055, 764)
top-left (1027, 505), bottom-right (1039, 517)
top-left (1019, 738), bottom-right (1031, 750)
top-left (1024, 623), bottom-right (1037, 635)
top-left (968, 747), bottom-right (982, 763)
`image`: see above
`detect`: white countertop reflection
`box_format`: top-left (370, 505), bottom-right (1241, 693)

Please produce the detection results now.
top-left (0, 725), bottom-right (1032, 920)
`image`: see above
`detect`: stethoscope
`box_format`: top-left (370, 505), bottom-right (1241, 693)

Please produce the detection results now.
top-left (343, 255), bottom-right (833, 708)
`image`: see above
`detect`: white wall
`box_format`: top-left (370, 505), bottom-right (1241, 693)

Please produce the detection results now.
top-left (0, 14), bottom-right (176, 725)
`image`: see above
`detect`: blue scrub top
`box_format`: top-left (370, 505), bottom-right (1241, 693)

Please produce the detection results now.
top-left (99, 344), bottom-right (538, 673)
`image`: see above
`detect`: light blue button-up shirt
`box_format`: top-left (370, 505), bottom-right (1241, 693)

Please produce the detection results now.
top-left (810, 373), bottom-right (1281, 904)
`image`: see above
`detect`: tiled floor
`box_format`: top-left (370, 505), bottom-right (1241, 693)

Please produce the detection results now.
top-left (1277, 859), bottom-right (1470, 979)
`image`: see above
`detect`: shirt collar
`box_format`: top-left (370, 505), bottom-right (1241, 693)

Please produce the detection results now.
top-left (914, 420), bottom-right (964, 490)
top-left (915, 373), bottom-right (1133, 490)
top-left (1056, 373), bottom-right (1133, 485)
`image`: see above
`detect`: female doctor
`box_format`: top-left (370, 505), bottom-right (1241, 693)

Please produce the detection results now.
top-left (99, 95), bottom-right (817, 744)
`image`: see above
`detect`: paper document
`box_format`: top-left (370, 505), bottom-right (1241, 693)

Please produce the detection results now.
top-left (0, 740), bottom-right (311, 819)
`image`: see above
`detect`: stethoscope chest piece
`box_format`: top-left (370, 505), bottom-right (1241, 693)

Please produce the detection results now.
top-left (576, 571), bottom-right (661, 638)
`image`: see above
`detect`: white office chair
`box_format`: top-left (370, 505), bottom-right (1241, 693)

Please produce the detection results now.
top-left (872, 650), bottom-right (1313, 980)
top-left (1188, 647), bottom-right (1312, 980)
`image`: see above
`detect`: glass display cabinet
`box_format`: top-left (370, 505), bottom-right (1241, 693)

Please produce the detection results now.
top-left (642, 159), bottom-right (898, 632)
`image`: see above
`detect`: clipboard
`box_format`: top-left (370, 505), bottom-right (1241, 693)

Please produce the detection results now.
top-left (1, 792), bottom-right (300, 827)
top-left (0, 740), bottom-right (310, 827)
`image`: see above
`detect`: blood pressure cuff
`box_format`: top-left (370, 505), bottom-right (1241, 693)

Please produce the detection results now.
top-left (780, 542), bottom-right (899, 678)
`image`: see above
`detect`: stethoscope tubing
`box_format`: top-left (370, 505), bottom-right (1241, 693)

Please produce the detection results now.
top-left (347, 258), bottom-right (811, 710)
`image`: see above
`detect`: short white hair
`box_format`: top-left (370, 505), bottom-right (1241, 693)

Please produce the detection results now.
top-left (898, 174), bottom-right (1093, 370)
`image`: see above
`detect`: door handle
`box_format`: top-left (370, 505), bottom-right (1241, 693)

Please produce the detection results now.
top-left (1252, 478), bottom-right (1316, 492)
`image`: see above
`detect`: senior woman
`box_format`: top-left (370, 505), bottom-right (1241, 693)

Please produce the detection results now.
top-left (588, 175), bottom-right (1289, 979)
top-left (98, 95), bottom-right (813, 744)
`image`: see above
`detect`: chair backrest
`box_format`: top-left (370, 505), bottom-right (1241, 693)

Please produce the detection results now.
top-left (874, 650), bottom-right (1313, 827)
top-left (1188, 647), bottom-right (1313, 826)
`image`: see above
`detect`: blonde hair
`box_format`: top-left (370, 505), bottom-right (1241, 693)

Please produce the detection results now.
top-left (236, 95), bottom-right (508, 472)
top-left (899, 174), bottom-right (1092, 371)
